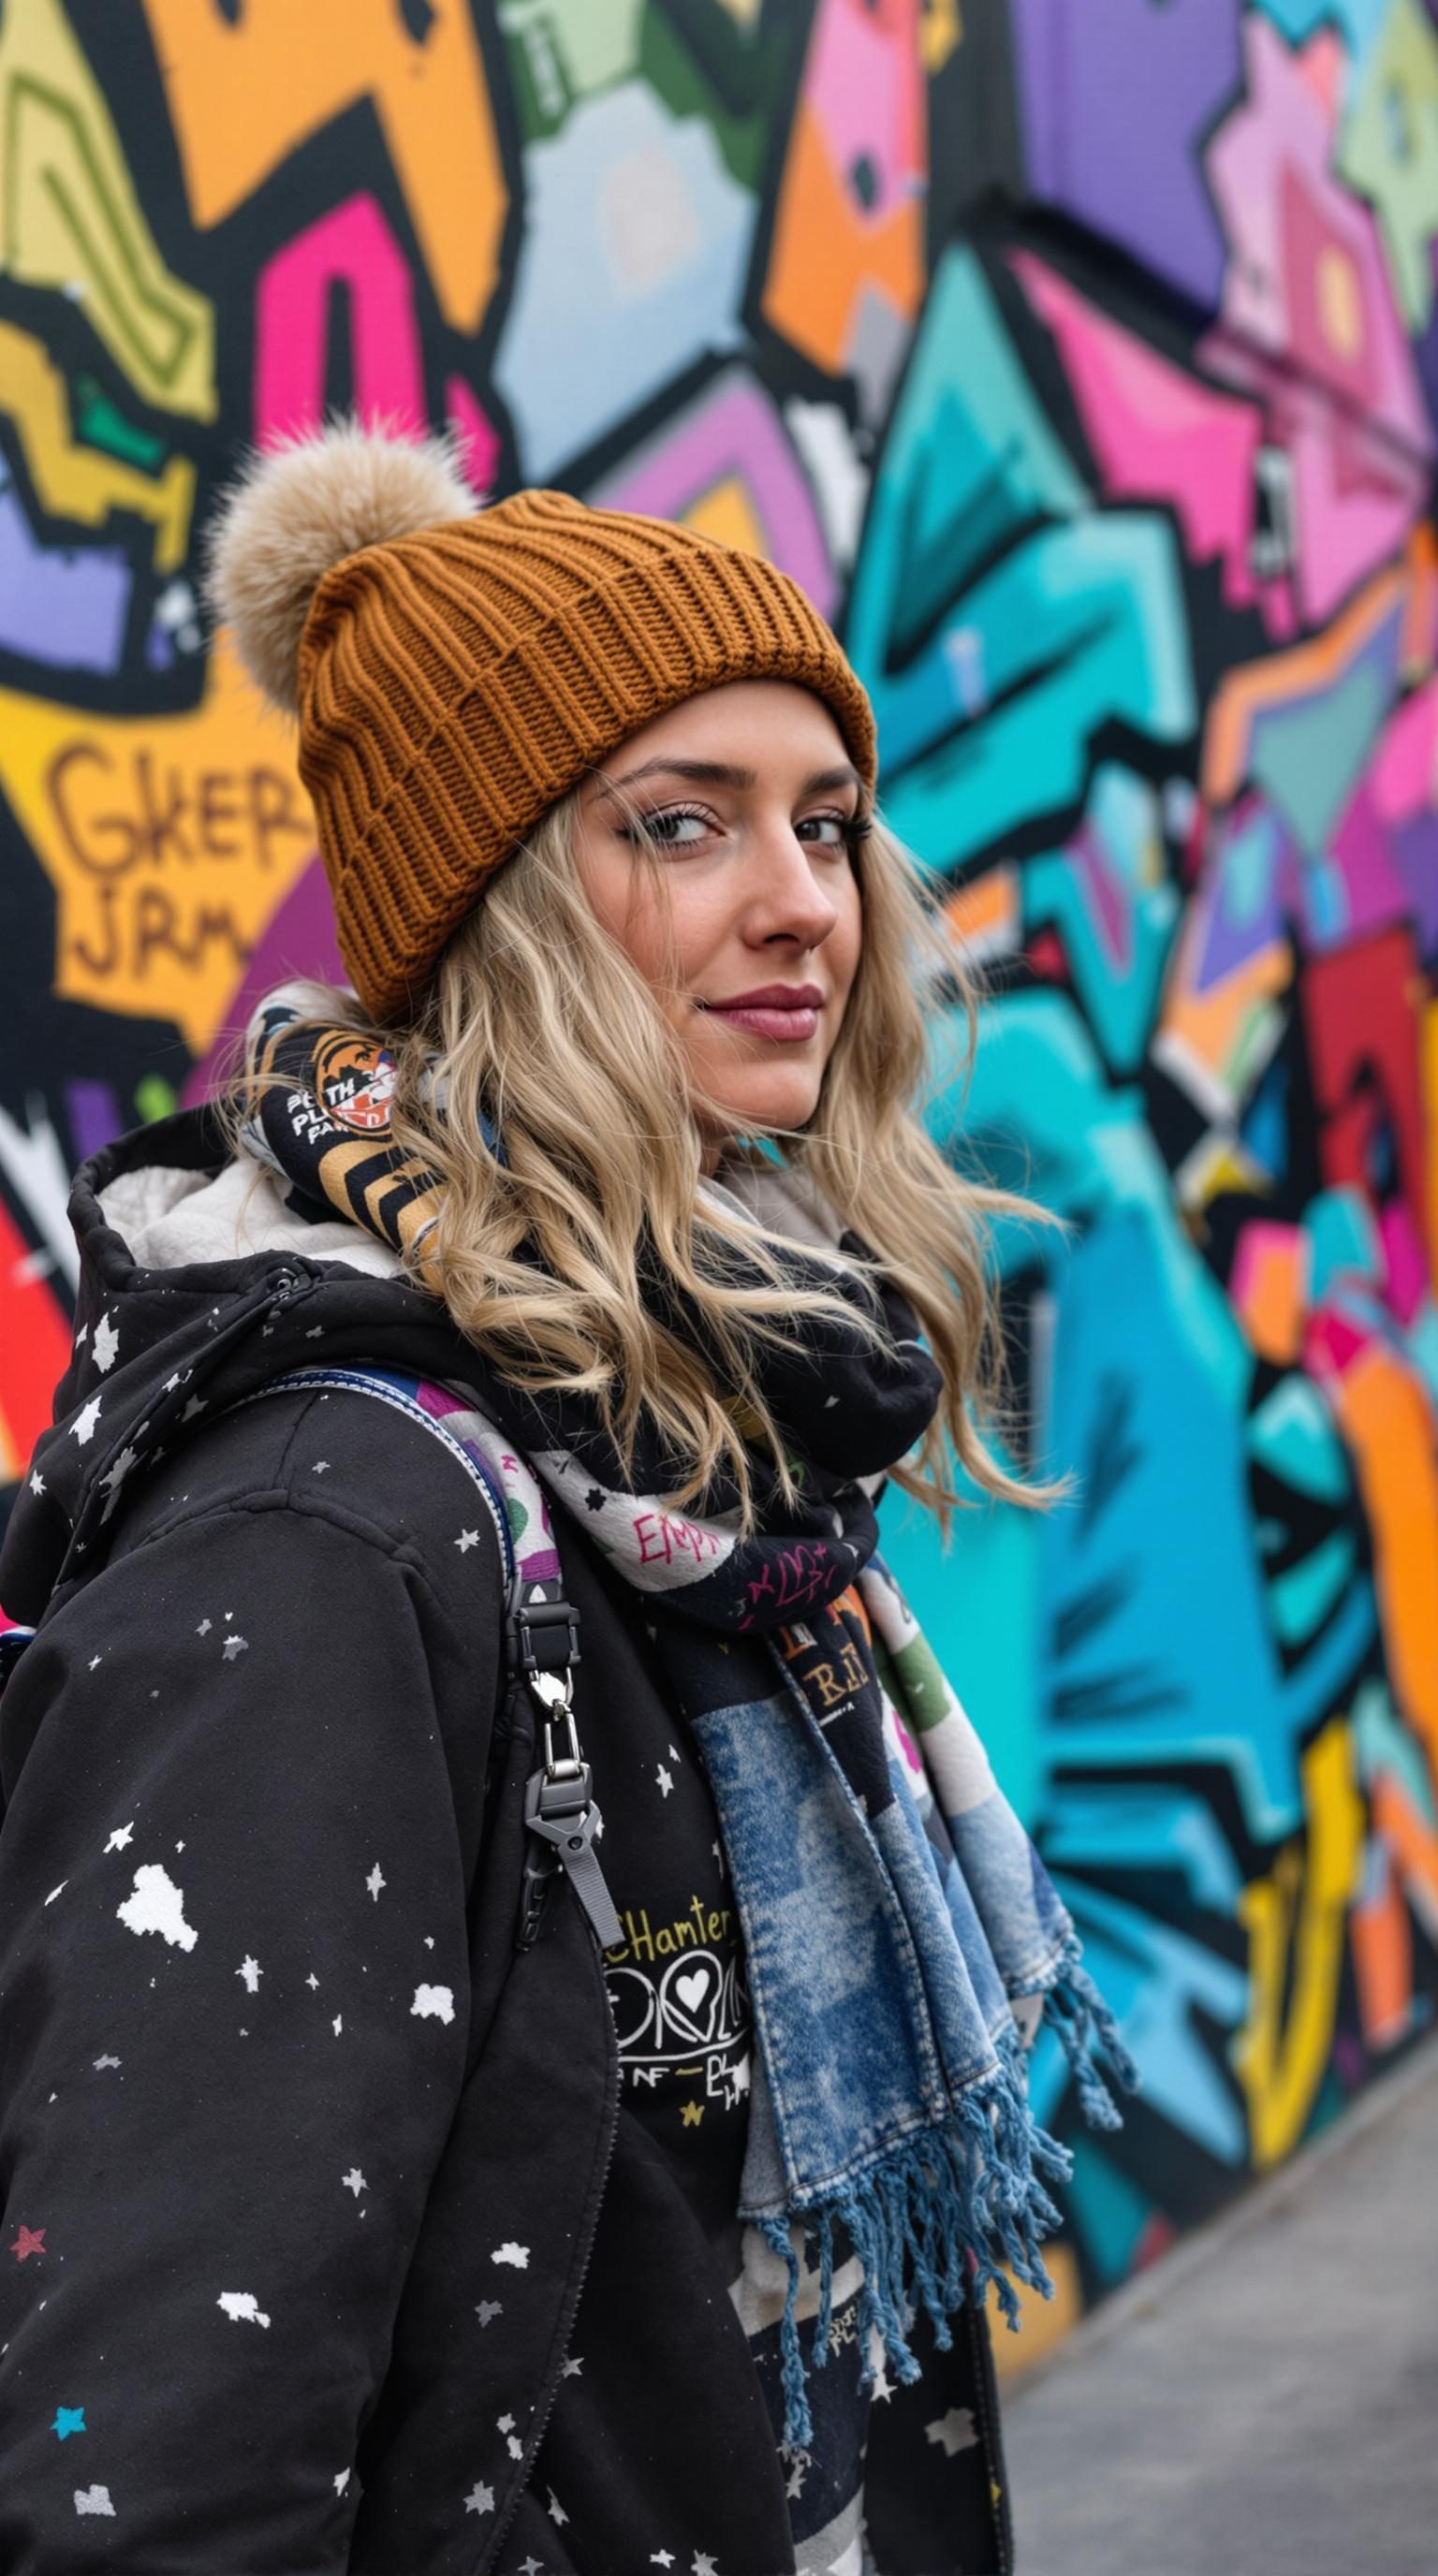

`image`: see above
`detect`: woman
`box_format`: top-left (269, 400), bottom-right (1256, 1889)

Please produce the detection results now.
top-left (0, 424), bottom-right (1134, 2575)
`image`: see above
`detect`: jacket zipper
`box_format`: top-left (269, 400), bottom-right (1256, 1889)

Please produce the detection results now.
top-left (480, 1952), bottom-right (623, 2570)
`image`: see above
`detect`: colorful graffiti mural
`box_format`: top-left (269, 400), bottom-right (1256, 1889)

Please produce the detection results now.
top-left (3, 0), bottom-right (1437, 2357)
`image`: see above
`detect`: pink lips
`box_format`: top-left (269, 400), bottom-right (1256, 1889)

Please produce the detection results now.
top-left (699, 984), bottom-right (825, 1043)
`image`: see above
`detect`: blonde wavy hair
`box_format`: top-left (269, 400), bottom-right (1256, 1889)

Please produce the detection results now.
top-left (228, 791), bottom-right (1071, 1537)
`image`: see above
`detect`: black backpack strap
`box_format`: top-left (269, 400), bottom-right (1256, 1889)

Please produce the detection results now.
top-left (242, 1368), bottom-right (621, 1956)
top-left (511, 1598), bottom-right (621, 1957)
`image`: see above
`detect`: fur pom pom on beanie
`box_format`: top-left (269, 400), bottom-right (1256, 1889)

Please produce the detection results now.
top-left (204, 419), bottom-right (876, 1026)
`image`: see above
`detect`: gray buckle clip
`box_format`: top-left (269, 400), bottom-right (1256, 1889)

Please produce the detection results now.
top-left (517, 1758), bottom-right (624, 1954)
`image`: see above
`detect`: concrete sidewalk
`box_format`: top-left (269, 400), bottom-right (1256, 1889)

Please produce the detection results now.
top-left (1004, 2035), bottom-right (1438, 2576)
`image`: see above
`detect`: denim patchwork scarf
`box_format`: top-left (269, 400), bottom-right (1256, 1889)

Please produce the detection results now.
top-left (594, 1542), bottom-right (1137, 2449)
top-left (241, 998), bottom-right (1139, 2444)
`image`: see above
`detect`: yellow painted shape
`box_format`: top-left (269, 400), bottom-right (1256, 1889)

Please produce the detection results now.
top-left (922, 0), bottom-right (963, 75)
top-left (988, 2239), bottom-right (1083, 2381)
top-left (1191, 1136), bottom-right (1270, 1208)
top-left (0, 638), bottom-right (317, 1054)
top-left (1331, 1343), bottom-right (1438, 1767)
top-left (682, 475), bottom-right (769, 562)
top-left (0, 0), bottom-right (214, 421)
top-left (0, 320), bottom-right (194, 573)
top-left (141, 0), bottom-right (506, 338)
top-left (1232, 1717), bottom-right (1364, 2170)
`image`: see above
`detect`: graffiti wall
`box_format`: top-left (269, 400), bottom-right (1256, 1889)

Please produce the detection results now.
top-left (4, 0), bottom-right (1437, 2360)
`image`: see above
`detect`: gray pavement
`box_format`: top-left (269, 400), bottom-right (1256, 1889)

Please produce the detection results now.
top-left (1005, 2035), bottom-right (1438, 2576)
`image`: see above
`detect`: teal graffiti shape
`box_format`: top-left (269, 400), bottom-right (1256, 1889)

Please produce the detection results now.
top-left (845, 244), bottom-right (1196, 877)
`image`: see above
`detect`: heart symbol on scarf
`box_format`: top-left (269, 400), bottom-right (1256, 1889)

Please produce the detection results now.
top-left (662, 1954), bottom-right (721, 2043)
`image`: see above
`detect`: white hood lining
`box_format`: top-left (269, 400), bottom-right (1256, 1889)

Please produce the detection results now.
top-left (99, 1149), bottom-right (845, 1284)
top-left (97, 1157), bottom-right (403, 1281)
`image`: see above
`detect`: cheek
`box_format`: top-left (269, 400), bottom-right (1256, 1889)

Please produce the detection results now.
top-left (621, 871), bottom-right (732, 1006)
top-left (578, 844), bottom-right (675, 988)
top-left (663, 878), bottom-right (729, 989)
top-left (831, 876), bottom-right (864, 1008)
top-left (580, 857), bottom-right (730, 1036)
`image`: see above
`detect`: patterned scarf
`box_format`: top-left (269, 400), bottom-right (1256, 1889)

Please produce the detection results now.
top-left (241, 995), bottom-right (1137, 2444)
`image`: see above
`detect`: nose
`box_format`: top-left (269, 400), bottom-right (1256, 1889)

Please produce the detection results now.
top-left (742, 818), bottom-right (840, 951)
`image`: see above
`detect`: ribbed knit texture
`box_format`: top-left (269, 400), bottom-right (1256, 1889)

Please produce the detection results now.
top-left (295, 489), bottom-right (877, 1024)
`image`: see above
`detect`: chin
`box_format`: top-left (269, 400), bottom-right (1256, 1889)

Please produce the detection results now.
top-left (716, 1081), bottom-right (824, 1137)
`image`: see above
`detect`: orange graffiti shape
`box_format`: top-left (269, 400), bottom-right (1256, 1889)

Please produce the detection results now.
top-left (989, 2240), bottom-right (1082, 2381)
top-left (1349, 1838), bottom-right (1414, 2051)
top-left (1159, 905), bottom-right (1292, 1100)
top-left (946, 865), bottom-right (1020, 961)
top-left (1, 638), bottom-right (316, 1055)
top-left (1371, 1771), bottom-right (1438, 1950)
top-left (1328, 1341), bottom-right (1438, 1768)
top-left (762, 0), bottom-right (926, 378)
top-left (140, 0), bottom-right (506, 336)
top-left (1231, 1220), bottom-right (1308, 1364)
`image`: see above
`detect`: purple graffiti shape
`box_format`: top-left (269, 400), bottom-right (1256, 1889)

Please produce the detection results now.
top-left (1010, 0), bottom-right (1241, 312)
top-left (0, 477), bottom-right (131, 674)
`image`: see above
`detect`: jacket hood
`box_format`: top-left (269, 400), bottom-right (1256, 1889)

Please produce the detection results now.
top-left (0, 1105), bottom-right (473, 1627)
top-left (2, 1103), bottom-right (862, 1632)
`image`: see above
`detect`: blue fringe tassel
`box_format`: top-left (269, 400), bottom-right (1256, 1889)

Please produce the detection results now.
top-left (756, 2214), bottom-right (809, 2446)
top-left (756, 1953), bottom-right (1139, 2451)
top-left (1035, 1936), bottom-right (1142, 2136)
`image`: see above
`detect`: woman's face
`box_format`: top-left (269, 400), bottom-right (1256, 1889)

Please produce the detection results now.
top-left (574, 681), bottom-right (866, 1167)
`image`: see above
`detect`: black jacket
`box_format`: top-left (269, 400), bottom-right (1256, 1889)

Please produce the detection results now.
top-left (0, 1110), bottom-right (1012, 2575)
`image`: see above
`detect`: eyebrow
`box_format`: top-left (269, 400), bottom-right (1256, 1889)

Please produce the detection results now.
top-left (594, 756), bottom-right (863, 801)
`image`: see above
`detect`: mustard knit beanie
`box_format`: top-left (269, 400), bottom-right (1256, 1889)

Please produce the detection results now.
top-left (205, 420), bottom-right (877, 1026)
